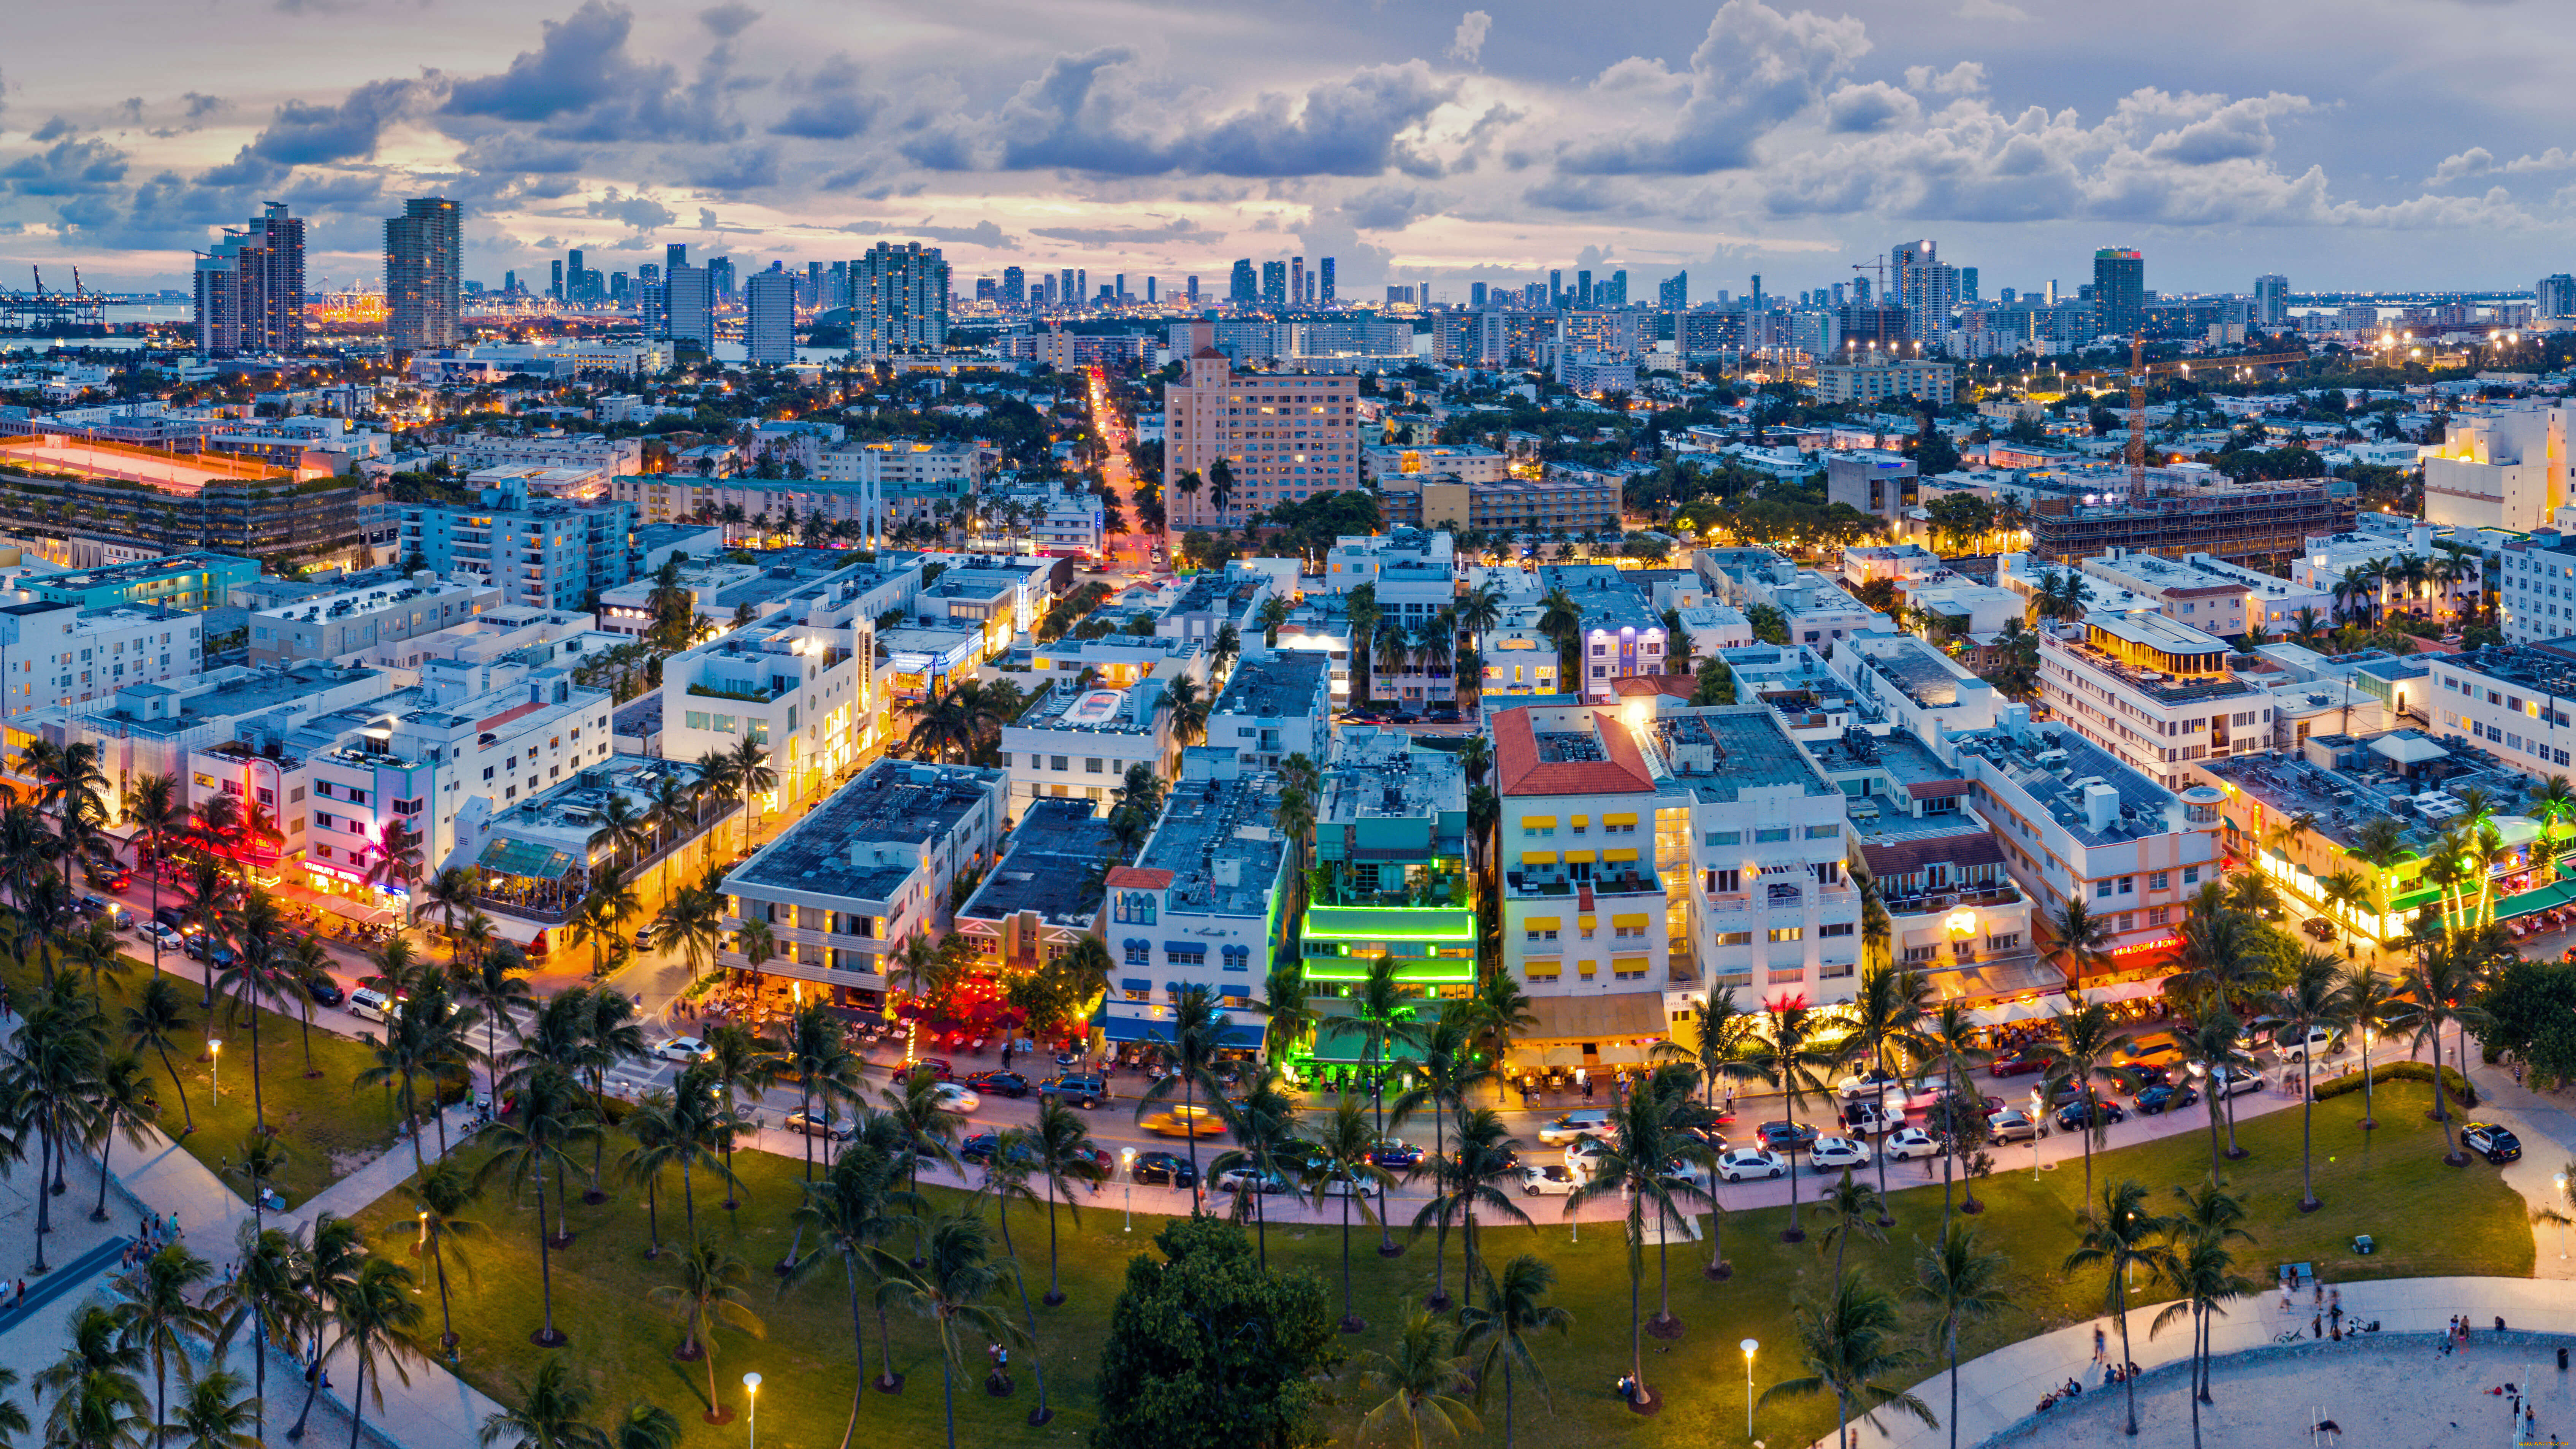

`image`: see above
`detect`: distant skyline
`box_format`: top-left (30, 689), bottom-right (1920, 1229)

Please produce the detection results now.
top-left (4, 0), bottom-right (2574, 297)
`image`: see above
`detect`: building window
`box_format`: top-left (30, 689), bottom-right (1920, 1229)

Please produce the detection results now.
top-left (1987, 933), bottom-right (2021, 950)
top-left (1818, 922), bottom-right (1855, 937)
top-left (1903, 944), bottom-right (1938, 962)
top-left (1768, 927), bottom-right (1804, 942)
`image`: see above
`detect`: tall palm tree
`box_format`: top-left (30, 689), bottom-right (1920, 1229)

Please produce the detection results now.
top-left (211, 1225), bottom-right (306, 1441)
top-left (122, 975), bottom-right (195, 1138)
top-left (1739, 997), bottom-right (1831, 1240)
top-left (1811, 1170), bottom-right (1887, 1291)
top-left (2163, 1178), bottom-right (2255, 1417)
top-left (2047, 896), bottom-right (2112, 983)
top-left (730, 739), bottom-right (777, 852)
top-left (1443, 1107), bottom-right (1533, 1296)
top-left (115, 1242), bottom-right (217, 1439)
top-left (648, 1238), bottom-right (767, 1424)
top-left (2275, 949), bottom-right (2350, 1210)
top-left (473, 1068), bottom-right (597, 1346)
top-left (1306, 1097), bottom-right (1396, 1333)
top-left (701, 1022), bottom-right (775, 1210)
top-left (2342, 959), bottom-right (2403, 1130)
top-left (1133, 984), bottom-right (1230, 1213)
top-left (336, 1257), bottom-right (426, 1449)
top-left (2179, 1006), bottom-right (2253, 1172)
top-left (455, 934), bottom-right (533, 1104)
top-left (1909, 1224), bottom-right (2009, 1449)
top-left (124, 773), bottom-right (185, 976)
top-left (2410, 938), bottom-right (2490, 1164)
top-left (1563, 1078), bottom-right (1713, 1406)
top-left (1455, 1254), bottom-right (1572, 1449)
top-left (1347, 1306), bottom-right (1478, 1449)
top-left (2037, 993), bottom-right (2129, 1207)
top-left (409, 1160), bottom-right (483, 1357)
top-left (167, 1370), bottom-right (261, 1449)
top-left (1211, 1067), bottom-right (1304, 1270)
top-left (969, 1128), bottom-right (1066, 1425)
top-left (33, 1303), bottom-right (150, 1449)
top-left (86, 1053), bottom-right (159, 1224)
top-left (1844, 962), bottom-right (1931, 1217)
top-left (1392, 1015), bottom-right (1488, 1308)
top-left (1026, 1097), bottom-right (1103, 1304)
top-left (1759, 1276), bottom-right (1936, 1449)
top-left (2064, 1179), bottom-right (2178, 1437)
top-left (785, 1116), bottom-right (919, 1438)
top-left (869, 1213), bottom-right (1024, 1449)
top-left (575, 990), bottom-right (650, 1200)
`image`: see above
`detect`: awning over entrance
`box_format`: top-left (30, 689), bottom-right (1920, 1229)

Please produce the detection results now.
top-left (1970, 994), bottom-right (2064, 1026)
top-left (1523, 992), bottom-right (1666, 1044)
top-left (2079, 977), bottom-right (2168, 1005)
top-left (1306, 1006), bottom-right (1450, 1064)
top-left (1102, 1015), bottom-right (1267, 1049)
top-left (2498, 880), bottom-right (2576, 922)
top-left (315, 895), bottom-right (393, 926)
top-left (478, 837), bottom-right (580, 880)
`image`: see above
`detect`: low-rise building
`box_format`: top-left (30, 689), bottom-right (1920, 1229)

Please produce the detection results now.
top-left (1205, 652), bottom-right (1331, 769)
top-left (953, 797), bottom-right (1117, 981)
top-left (394, 481), bottom-right (637, 612)
top-left (1834, 632), bottom-right (2002, 742)
top-left (0, 601), bottom-right (201, 718)
top-left (1000, 666), bottom-right (1187, 819)
top-left (1377, 474), bottom-right (1624, 535)
top-left (249, 574), bottom-right (499, 666)
top-left (24, 552), bottom-right (260, 612)
top-left (1101, 750), bottom-right (1289, 1046)
top-left (1302, 728), bottom-right (1476, 1034)
top-left (1813, 355), bottom-right (1957, 406)
top-left (1541, 564), bottom-right (1671, 702)
top-left (656, 617), bottom-right (870, 815)
top-left (1361, 443), bottom-right (1508, 485)
top-left (2038, 614), bottom-right (2273, 790)
top-left (720, 759), bottom-right (1010, 1007)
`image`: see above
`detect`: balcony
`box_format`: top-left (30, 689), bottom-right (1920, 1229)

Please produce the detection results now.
top-left (1880, 883), bottom-right (2023, 918)
top-left (1504, 866), bottom-right (1661, 900)
top-left (687, 680), bottom-right (782, 704)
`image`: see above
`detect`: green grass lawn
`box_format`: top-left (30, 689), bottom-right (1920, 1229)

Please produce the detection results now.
top-left (347, 1080), bottom-right (2528, 1449)
top-left (3, 949), bottom-right (414, 1206)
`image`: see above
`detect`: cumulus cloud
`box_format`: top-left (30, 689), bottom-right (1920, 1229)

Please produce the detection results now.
top-left (1449, 11), bottom-right (1492, 67)
top-left (585, 188), bottom-right (675, 231)
top-left (1825, 81), bottom-right (1918, 133)
top-left (1, 137), bottom-right (130, 196)
top-left (685, 144), bottom-right (780, 193)
top-left (445, 2), bottom-right (636, 122)
top-left (28, 117), bottom-right (77, 143)
top-left (840, 217), bottom-right (1018, 248)
top-left (699, 2), bottom-right (761, 38)
top-left (1335, 183), bottom-right (1446, 230)
top-left (1557, 0), bottom-right (1870, 174)
top-left (251, 77), bottom-right (431, 165)
top-left (769, 55), bottom-right (880, 141)
top-left (1904, 62), bottom-right (1986, 95)
top-left (2429, 146), bottom-right (2494, 184)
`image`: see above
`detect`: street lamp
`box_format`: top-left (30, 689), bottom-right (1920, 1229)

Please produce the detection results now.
top-left (209, 1039), bottom-right (223, 1101)
top-left (1741, 1338), bottom-right (1759, 1438)
top-left (1121, 1148), bottom-right (1137, 1232)
top-left (742, 1373), bottom-right (759, 1449)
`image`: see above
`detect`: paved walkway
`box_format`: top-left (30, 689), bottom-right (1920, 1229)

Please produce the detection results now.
top-left (1800, 1276), bottom-right (2576, 1449)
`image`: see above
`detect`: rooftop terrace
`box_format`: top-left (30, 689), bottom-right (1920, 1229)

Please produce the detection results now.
top-left (1323, 726), bottom-right (1467, 822)
top-left (1648, 705), bottom-right (1840, 801)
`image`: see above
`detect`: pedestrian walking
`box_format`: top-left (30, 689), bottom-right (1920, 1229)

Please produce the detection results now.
top-left (2093, 1326), bottom-right (2107, 1364)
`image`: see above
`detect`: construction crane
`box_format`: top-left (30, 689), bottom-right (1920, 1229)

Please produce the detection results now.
top-left (2067, 343), bottom-right (2313, 501)
top-left (1850, 255), bottom-right (1888, 306)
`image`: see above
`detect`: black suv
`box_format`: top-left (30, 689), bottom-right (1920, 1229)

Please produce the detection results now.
top-left (1133, 1151), bottom-right (1197, 1188)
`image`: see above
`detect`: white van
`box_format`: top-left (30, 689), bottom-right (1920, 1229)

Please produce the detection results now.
top-left (347, 987), bottom-right (395, 1023)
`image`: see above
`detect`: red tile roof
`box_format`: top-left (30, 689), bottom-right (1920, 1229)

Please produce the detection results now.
top-left (1610, 675), bottom-right (1698, 701)
top-left (1494, 707), bottom-right (1657, 797)
top-left (1104, 866), bottom-right (1175, 889)
top-left (1858, 831), bottom-right (2005, 881)
top-left (474, 699), bottom-right (546, 734)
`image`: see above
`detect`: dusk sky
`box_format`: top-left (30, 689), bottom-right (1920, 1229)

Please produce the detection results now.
top-left (3, 0), bottom-right (2568, 298)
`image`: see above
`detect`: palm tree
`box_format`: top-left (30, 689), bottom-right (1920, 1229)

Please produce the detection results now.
top-left (2064, 1179), bottom-right (2177, 1437)
top-left (731, 739), bottom-right (777, 852)
top-left (2047, 896), bottom-right (2112, 983)
top-left (115, 1243), bottom-right (217, 1439)
top-left (477, 1359), bottom-right (609, 1449)
top-left (336, 1257), bottom-right (425, 1449)
top-left (455, 938), bottom-right (533, 1104)
top-left (2163, 1179), bottom-right (2256, 1420)
top-left (1909, 1224), bottom-right (2009, 1449)
top-left (166, 1370), bottom-right (262, 1449)
top-left (1760, 1276), bottom-right (1936, 1449)
top-left (474, 1069), bottom-right (596, 1346)
top-left (2276, 948), bottom-right (2350, 1210)
top-left (2410, 938), bottom-right (2490, 1164)
top-left (786, 1109), bottom-right (921, 1411)
top-left (1739, 997), bottom-right (1831, 1240)
top-left (1347, 1307), bottom-right (1478, 1449)
top-left (1844, 962), bottom-right (1931, 1217)
top-left (1455, 1254), bottom-right (1571, 1449)
top-left (1566, 1074), bottom-right (1712, 1385)
top-left (648, 1238), bottom-right (767, 1424)
top-left (1026, 1097), bottom-right (1103, 1304)
top-left (409, 1160), bottom-right (483, 1357)
top-left (2342, 959), bottom-right (2403, 1130)
top-left (1211, 1067), bottom-right (1305, 1269)
top-left (702, 1022), bottom-right (775, 1209)
top-left (33, 1304), bottom-right (150, 1449)
top-left (2179, 1006), bottom-right (2252, 1172)
top-left (653, 887), bottom-right (724, 986)
top-left (575, 990), bottom-right (650, 1200)
top-left (869, 1213), bottom-right (1024, 1449)
top-left (1439, 1107), bottom-right (1532, 1297)
top-left (2037, 993), bottom-right (2129, 1206)
top-left (1811, 1170), bottom-right (1887, 1291)
top-left (211, 1225), bottom-right (306, 1441)
top-left (86, 1053), bottom-right (159, 1224)
top-left (1132, 984), bottom-right (1230, 1213)
top-left (121, 975), bottom-right (195, 1138)
top-left (124, 773), bottom-right (185, 976)
top-left (1391, 1016), bottom-right (1488, 1308)
top-left (969, 1128), bottom-right (1065, 1425)
top-left (1306, 1097), bottom-right (1395, 1333)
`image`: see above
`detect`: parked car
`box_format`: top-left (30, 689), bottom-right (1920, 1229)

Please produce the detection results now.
top-left (1215, 1166), bottom-right (1290, 1195)
top-left (1808, 1136), bottom-right (1872, 1172)
top-left (2464, 1122), bottom-right (2524, 1164)
top-left (1368, 1139), bottom-right (1423, 1168)
top-left (1835, 1069), bottom-right (1901, 1101)
top-left (143, 922), bottom-right (184, 952)
top-left (964, 1070), bottom-right (1030, 1098)
top-left (2300, 915), bottom-right (2339, 941)
top-left (892, 1058), bottom-right (955, 1082)
top-left (1521, 1164), bottom-right (1580, 1196)
top-left (1680, 1123), bottom-right (1730, 1152)
top-left (1985, 1107), bottom-right (2043, 1143)
top-left (928, 1083), bottom-right (981, 1114)
top-left (2055, 1099), bottom-right (2129, 1132)
top-left (1132, 1152), bottom-right (1197, 1188)
top-left (1539, 1110), bottom-right (1612, 1145)
top-left (1313, 1168), bottom-right (1384, 1199)
top-left (1562, 1138), bottom-right (1608, 1174)
top-left (2275, 1026), bottom-right (2341, 1062)
top-left (1840, 1102), bottom-right (1895, 1137)
top-left (1038, 1073), bottom-right (1109, 1107)
top-left (786, 1109), bottom-right (856, 1143)
top-left (2135, 1083), bottom-right (2199, 1115)
top-left (75, 894), bottom-right (113, 919)
top-left (1756, 1120), bottom-right (1821, 1153)
top-left (154, 905), bottom-right (188, 931)
top-left (348, 987), bottom-right (397, 1024)
top-left (302, 974), bottom-right (346, 1007)
top-left (652, 1037), bottom-right (710, 1063)
top-left (1717, 1148), bottom-right (1788, 1182)
top-left (1425, 702), bottom-right (1462, 723)
top-left (1884, 1127), bottom-right (1942, 1160)
top-left (2209, 1065), bottom-right (2267, 1098)
top-left (956, 1130), bottom-right (1004, 1164)
top-left (1988, 1049), bottom-right (2048, 1078)
top-left (2235, 1016), bottom-right (2288, 1052)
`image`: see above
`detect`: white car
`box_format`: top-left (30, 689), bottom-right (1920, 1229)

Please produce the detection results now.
top-left (2274, 1027), bottom-right (2340, 1062)
top-left (1661, 1156), bottom-right (1712, 1187)
top-left (1717, 1148), bottom-right (1788, 1183)
top-left (1539, 1110), bottom-right (1611, 1145)
top-left (1214, 1167), bottom-right (1289, 1195)
top-left (930, 1084), bottom-right (982, 1114)
top-left (1809, 1136), bottom-right (1872, 1172)
top-left (1835, 1071), bottom-right (1901, 1102)
top-left (1563, 1138), bottom-right (1609, 1173)
top-left (143, 922), bottom-right (185, 952)
top-left (2210, 1064), bottom-right (2268, 1098)
top-left (1521, 1164), bottom-right (1580, 1196)
top-left (1884, 1127), bottom-right (1942, 1161)
top-left (1839, 1101), bottom-right (1896, 1137)
top-left (652, 1037), bottom-right (710, 1063)
top-left (1314, 1171), bottom-right (1383, 1199)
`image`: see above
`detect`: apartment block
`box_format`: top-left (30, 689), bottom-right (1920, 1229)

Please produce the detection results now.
top-left (2423, 644), bottom-right (2576, 778)
top-left (1541, 564), bottom-right (1669, 702)
top-left (999, 663), bottom-right (1191, 819)
top-left (25, 553), bottom-right (260, 612)
top-left (953, 797), bottom-right (1118, 978)
top-left (720, 760), bottom-right (1009, 1005)
top-left (1377, 474), bottom-right (1624, 535)
top-left (1205, 651), bottom-right (1332, 769)
top-left (1101, 749), bottom-right (1289, 1045)
top-left (2037, 613), bottom-right (2272, 790)
top-left (656, 617), bottom-right (870, 814)
top-left (1162, 351), bottom-right (1362, 533)
top-left (249, 574), bottom-right (499, 666)
top-left (0, 602), bottom-right (201, 718)
top-left (393, 481), bottom-right (637, 611)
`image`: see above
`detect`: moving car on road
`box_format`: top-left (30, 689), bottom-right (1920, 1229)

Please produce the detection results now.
top-left (1143, 1105), bottom-right (1222, 1137)
top-left (786, 1109), bottom-right (855, 1142)
top-left (964, 1070), bottom-right (1030, 1098)
top-left (652, 1037), bottom-right (710, 1063)
top-left (1521, 1164), bottom-right (1579, 1196)
top-left (1539, 1110), bottom-right (1611, 1145)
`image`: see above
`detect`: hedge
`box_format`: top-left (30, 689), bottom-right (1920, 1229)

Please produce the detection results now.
top-left (2309, 1059), bottom-right (2476, 1108)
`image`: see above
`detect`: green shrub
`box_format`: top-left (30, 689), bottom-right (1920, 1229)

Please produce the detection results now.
top-left (2310, 1059), bottom-right (2475, 1108)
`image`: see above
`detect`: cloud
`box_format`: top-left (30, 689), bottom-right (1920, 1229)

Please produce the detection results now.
top-left (1192, 62), bottom-right (1456, 178)
top-left (2136, 92), bottom-right (2310, 166)
top-left (769, 54), bottom-right (880, 140)
top-left (29, 116), bottom-right (78, 142)
top-left (685, 144), bottom-right (780, 193)
top-left (1956, 0), bottom-right (2032, 19)
top-left (1904, 62), bottom-right (1986, 95)
top-left (1335, 184), bottom-right (1445, 231)
top-left (840, 218), bottom-right (1018, 249)
top-left (1, 137), bottom-right (130, 196)
top-left (1029, 219), bottom-right (1200, 244)
top-left (1558, 0), bottom-right (1870, 174)
top-left (2429, 146), bottom-right (2494, 184)
top-left (1449, 11), bottom-right (1492, 67)
top-left (699, 2), bottom-right (761, 38)
top-left (1825, 81), bottom-right (1918, 133)
top-left (251, 77), bottom-right (430, 165)
top-left (585, 188), bottom-right (676, 231)
top-left (445, 2), bottom-right (636, 122)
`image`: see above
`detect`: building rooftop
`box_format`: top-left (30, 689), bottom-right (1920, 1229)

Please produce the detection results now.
top-left (2441, 643), bottom-right (2576, 698)
top-left (1647, 705), bottom-right (1840, 801)
top-left (2200, 731), bottom-right (2541, 856)
top-left (1807, 729), bottom-right (1984, 842)
top-left (102, 663), bottom-right (388, 737)
top-left (476, 757), bottom-right (706, 866)
top-left (30, 552), bottom-right (251, 594)
top-left (1213, 651), bottom-right (1329, 720)
top-left (2055, 618), bottom-right (2263, 705)
top-left (729, 759), bottom-right (1007, 905)
top-left (1848, 634), bottom-right (1977, 710)
top-left (1951, 724), bottom-right (2187, 848)
top-left (1019, 677), bottom-right (1165, 734)
top-left (1323, 726), bottom-right (1468, 822)
top-left (1137, 758), bottom-right (1287, 917)
top-left (956, 797), bottom-right (1117, 927)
